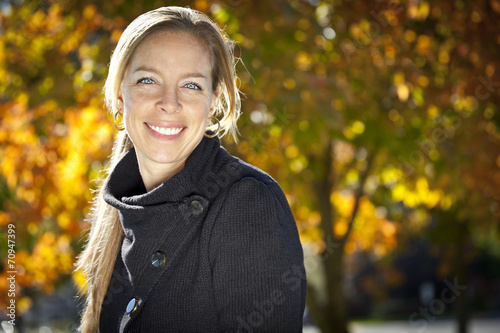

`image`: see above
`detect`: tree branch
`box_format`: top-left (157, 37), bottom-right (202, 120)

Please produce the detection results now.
top-left (340, 151), bottom-right (375, 250)
top-left (313, 141), bottom-right (338, 246)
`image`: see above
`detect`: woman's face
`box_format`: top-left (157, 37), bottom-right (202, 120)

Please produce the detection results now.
top-left (119, 30), bottom-right (216, 172)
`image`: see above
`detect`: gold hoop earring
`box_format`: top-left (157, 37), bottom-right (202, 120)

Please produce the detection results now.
top-left (204, 116), bottom-right (220, 138)
top-left (114, 112), bottom-right (124, 131)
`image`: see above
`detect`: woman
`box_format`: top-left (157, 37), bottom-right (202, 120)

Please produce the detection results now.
top-left (76, 6), bottom-right (306, 333)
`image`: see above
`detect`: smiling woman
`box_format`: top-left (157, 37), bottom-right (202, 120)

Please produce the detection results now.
top-left (75, 6), bottom-right (306, 333)
top-left (120, 30), bottom-right (216, 191)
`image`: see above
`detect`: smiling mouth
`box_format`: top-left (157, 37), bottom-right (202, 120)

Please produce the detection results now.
top-left (146, 123), bottom-right (184, 136)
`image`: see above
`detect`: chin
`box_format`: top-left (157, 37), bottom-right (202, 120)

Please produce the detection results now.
top-left (147, 151), bottom-right (184, 164)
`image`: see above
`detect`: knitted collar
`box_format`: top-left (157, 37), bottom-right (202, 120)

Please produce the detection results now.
top-left (103, 136), bottom-right (221, 213)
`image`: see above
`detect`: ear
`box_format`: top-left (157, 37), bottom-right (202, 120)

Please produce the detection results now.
top-left (117, 84), bottom-right (124, 114)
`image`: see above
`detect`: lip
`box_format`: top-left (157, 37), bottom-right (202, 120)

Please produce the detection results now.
top-left (145, 122), bottom-right (186, 141)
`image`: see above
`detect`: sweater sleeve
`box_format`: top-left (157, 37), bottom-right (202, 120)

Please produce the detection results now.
top-left (209, 177), bottom-right (306, 332)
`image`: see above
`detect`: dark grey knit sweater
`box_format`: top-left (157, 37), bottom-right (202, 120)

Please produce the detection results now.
top-left (100, 136), bottom-right (306, 332)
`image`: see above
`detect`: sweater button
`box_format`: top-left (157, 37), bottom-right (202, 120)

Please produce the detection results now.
top-left (151, 251), bottom-right (166, 268)
top-left (189, 200), bottom-right (204, 216)
top-left (126, 298), bottom-right (138, 314)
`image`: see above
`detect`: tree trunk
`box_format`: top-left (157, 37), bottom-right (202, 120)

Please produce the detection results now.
top-left (307, 237), bottom-right (348, 333)
top-left (306, 284), bottom-right (333, 332)
top-left (455, 221), bottom-right (469, 333)
top-left (308, 144), bottom-right (374, 333)
top-left (308, 144), bottom-right (350, 333)
top-left (323, 249), bottom-right (348, 333)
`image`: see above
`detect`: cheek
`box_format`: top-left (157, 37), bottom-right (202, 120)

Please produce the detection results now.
top-left (121, 93), bottom-right (140, 129)
top-left (200, 105), bottom-right (212, 124)
top-left (184, 97), bottom-right (211, 118)
top-left (191, 110), bottom-right (209, 131)
top-left (124, 89), bottom-right (143, 106)
top-left (122, 90), bottom-right (146, 117)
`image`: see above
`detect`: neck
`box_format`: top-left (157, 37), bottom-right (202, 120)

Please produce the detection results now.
top-left (138, 159), bottom-right (186, 192)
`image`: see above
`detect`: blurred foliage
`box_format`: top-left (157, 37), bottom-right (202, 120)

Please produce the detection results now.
top-left (0, 0), bottom-right (499, 329)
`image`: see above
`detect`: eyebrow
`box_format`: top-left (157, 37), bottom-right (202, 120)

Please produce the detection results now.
top-left (134, 65), bottom-right (208, 79)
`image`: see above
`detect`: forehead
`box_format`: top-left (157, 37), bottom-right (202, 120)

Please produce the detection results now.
top-left (128, 29), bottom-right (212, 74)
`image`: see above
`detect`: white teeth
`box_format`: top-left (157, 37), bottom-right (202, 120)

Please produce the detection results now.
top-left (148, 124), bottom-right (183, 136)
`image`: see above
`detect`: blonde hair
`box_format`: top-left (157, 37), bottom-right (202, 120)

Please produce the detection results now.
top-left (75, 7), bottom-right (240, 332)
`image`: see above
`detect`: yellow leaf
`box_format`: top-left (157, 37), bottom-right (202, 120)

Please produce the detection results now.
top-left (397, 84), bottom-right (410, 102)
top-left (285, 145), bottom-right (299, 159)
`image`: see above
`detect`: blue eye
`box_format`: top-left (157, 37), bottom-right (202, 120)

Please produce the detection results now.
top-left (185, 82), bottom-right (202, 90)
top-left (137, 77), bottom-right (155, 84)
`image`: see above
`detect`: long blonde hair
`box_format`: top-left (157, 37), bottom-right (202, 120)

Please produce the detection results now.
top-left (75, 7), bottom-right (240, 332)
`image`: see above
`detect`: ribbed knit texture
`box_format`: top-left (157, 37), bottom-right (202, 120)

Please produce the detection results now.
top-left (100, 136), bottom-right (306, 332)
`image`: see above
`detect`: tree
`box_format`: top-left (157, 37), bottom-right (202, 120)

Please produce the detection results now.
top-left (1, 1), bottom-right (498, 333)
top-left (218, 0), bottom-right (500, 332)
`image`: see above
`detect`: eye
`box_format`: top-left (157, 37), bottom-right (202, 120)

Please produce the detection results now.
top-left (184, 82), bottom-right (202, 90)
top-left (137, 77), bottom-right (155, 85)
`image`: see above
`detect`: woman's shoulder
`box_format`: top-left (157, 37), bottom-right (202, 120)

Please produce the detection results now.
top-left (207, 148), bottom-right (303, 271)
top-left (204, 146), bottom-right (292, 219)
top-left (211, 146), bottom-right (282, 194)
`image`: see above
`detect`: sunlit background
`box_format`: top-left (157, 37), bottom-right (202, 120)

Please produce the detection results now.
top-left (1, 0), bottom-right (499, 332)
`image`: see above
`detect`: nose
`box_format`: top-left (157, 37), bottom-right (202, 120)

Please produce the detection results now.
top-left (157, 85), bottom-right (181, 113)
